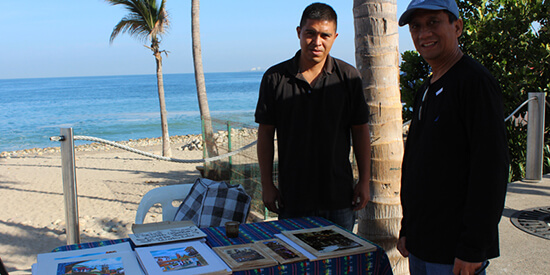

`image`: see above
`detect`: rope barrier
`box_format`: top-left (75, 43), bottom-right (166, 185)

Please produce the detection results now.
top-left (51, 135), bottom-right (257, 163)
top-left (50, 96), bottom-right (542, 163)
top-left (505, 97), bottom-right (538, 122)
top-left (400, 96), bottom-right (540, 127)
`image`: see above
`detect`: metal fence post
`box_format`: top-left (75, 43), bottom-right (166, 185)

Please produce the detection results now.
top-left (60, 128), bottom-right (80, 244)
top-left (201, 117), bottom-right (206, 160)
top-left (524, 92), bottom-right (546, 182)
top-left (227, 121), bottom-right (233, 166)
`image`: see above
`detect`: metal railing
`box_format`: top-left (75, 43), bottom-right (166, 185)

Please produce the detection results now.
top-left (502, 93), bottom-right (547, 181)
top-left (50, 129), bottom-right (257, 245)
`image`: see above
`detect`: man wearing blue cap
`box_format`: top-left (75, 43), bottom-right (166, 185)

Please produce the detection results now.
top-left (397, 0), bottom-right (509, 274)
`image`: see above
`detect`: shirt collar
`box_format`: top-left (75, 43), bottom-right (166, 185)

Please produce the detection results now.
top-left (286, 50), bottom-right (335, 78)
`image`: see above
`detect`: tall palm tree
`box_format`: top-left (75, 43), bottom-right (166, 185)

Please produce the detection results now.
top-left (353, 0), bottom-right (406, 273)
top-left (191, 0), bottom-right (218, 161)
top-left (106, 0), bottom-right (172, 157)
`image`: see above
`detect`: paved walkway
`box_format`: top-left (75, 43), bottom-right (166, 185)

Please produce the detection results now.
top-left (489, 174), bottom-right (550, 274)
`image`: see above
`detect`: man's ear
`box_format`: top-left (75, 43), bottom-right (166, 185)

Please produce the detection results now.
top-left (296, 26), bottom-right (301, 39)
top-left (455, 18), bottom-right (463, 37)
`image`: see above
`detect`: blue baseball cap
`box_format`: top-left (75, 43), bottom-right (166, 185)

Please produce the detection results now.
top-left (399, 0), bottom-right (460, 26)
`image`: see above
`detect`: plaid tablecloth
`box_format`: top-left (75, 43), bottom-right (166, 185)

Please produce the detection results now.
top-left (53, 217), bottom-right (393, 275)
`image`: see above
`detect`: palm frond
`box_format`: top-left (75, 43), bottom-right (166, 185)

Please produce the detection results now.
top-left (110, 17), bottom-right (150, 44)
top-left (106, 0), bottom-right (143, 18)
top-left (106, 0), bottom-right (169, 45)
top-left (147, 0), bottom-right (169, 39)
top-left (155, 0), bottom-right (170, 35)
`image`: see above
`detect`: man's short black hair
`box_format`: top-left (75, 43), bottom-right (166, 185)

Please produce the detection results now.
top-left (445, 10), bottom-right (458, 23)
top-left (299, 2), bottom-right (337, 30)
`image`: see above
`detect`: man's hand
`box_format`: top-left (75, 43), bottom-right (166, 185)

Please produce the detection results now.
top-left (350, 123), bottom-right (371, 211)
top-left (453, 258), bottom-right (483, 275)
top-left (397, 237), bottom-right (409, 257)
top-left (352, 178), bottom-right (370, 210)
top-left (257, 124), bottom-right (279, 214)
top-left (262, 183), bottom-right (282, 214)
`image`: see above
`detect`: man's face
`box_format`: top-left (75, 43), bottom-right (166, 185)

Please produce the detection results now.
top-left (297, 19), bottom-right (338, 67)
top-left (408, 9), bottom-right (463, 64)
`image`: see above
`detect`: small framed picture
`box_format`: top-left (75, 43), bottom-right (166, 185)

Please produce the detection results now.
top-left (254, 239), bottom-right (307, 264)
top-left (282, 225), bottom-right (376, 260)
top-left (213, 243), bottom-right (278, 271)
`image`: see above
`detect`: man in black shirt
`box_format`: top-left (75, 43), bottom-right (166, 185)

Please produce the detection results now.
top-left (254, 2), bottom-right (371, 231)
top-left (397, 0), bottom-right (509, 274)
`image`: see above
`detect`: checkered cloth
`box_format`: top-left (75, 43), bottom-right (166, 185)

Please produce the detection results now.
top-left (173, 178), bottom-right (251, 228)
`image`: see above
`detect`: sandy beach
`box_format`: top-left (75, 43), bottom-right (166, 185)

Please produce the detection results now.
top-left (3, 130), bottom-right (549, 274)
top-left (0, 135), bottom-right (212, 274)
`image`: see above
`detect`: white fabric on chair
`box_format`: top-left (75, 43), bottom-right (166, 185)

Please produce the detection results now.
top-left (135, 184), bottom-right (193, 224)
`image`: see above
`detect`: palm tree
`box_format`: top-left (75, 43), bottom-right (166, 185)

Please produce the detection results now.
top-left (191, 0), bottom-right (218, 162)
top-left (353, 0), bottom-right (407, 273)
top-left (106, 0), bottom-right (172, 157)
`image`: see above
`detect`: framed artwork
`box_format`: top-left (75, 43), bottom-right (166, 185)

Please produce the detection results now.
top-left (254, 239), bottom-right (307, 264)
top-left (36, 250), bottom-right (144, 275)
top-left (135, 241), bottom-right (230, 275)
top-left (213, 243), bottom-right (278, 271)
top-left (281, 225), bottom-right (376, 260)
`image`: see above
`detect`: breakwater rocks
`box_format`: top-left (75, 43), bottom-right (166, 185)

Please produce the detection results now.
top-left (0, 128), bottom-right (259, 159)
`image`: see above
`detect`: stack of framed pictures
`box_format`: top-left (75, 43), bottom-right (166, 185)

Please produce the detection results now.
top-left (212, 238), bottom-right (308, 270)
top-left (213, 225), bottom-right (377, 269)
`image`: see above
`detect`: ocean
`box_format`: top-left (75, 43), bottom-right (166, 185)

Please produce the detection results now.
top-left (0, 72), bottom-right (263, 152)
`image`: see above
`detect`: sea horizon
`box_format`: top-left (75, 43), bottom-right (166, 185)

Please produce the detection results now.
top-left (0, 72), bottom-right (263, 153)
top-left (0, 69), bottom-right (266, 81)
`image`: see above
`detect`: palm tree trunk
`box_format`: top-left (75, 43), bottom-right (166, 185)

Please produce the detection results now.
top-left (154, 51), bottom-right (172, 157)
top-left (191, 0), bottom-right (217, 159)
top-left (353, 0), bottom-right (407, 273)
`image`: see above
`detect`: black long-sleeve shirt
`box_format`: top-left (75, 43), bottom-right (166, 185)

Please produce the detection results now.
top-left (400, 55), bottom-right (509, 264)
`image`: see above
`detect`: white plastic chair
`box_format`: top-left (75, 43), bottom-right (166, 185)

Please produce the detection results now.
top-left (135, 184), bottom-right (193, 224)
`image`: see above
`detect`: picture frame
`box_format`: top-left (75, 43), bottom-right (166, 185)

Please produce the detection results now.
top-left (254, 238), bottom-right (307, 264)
top-left (36, 250), bottom-right (144, 275)
top-left (135, 240), bottom-right (230, 275)
top-left (281, 225), bottom-right (376, 260)
top-left (213, 243), bottom-right (278, 271)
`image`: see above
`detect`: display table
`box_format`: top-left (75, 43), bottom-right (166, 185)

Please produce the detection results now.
top-left (53, 217), bottom-right (393, 274)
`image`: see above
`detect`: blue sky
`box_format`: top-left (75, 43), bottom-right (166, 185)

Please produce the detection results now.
top-left (1, 0), bottom-right (415, 79)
